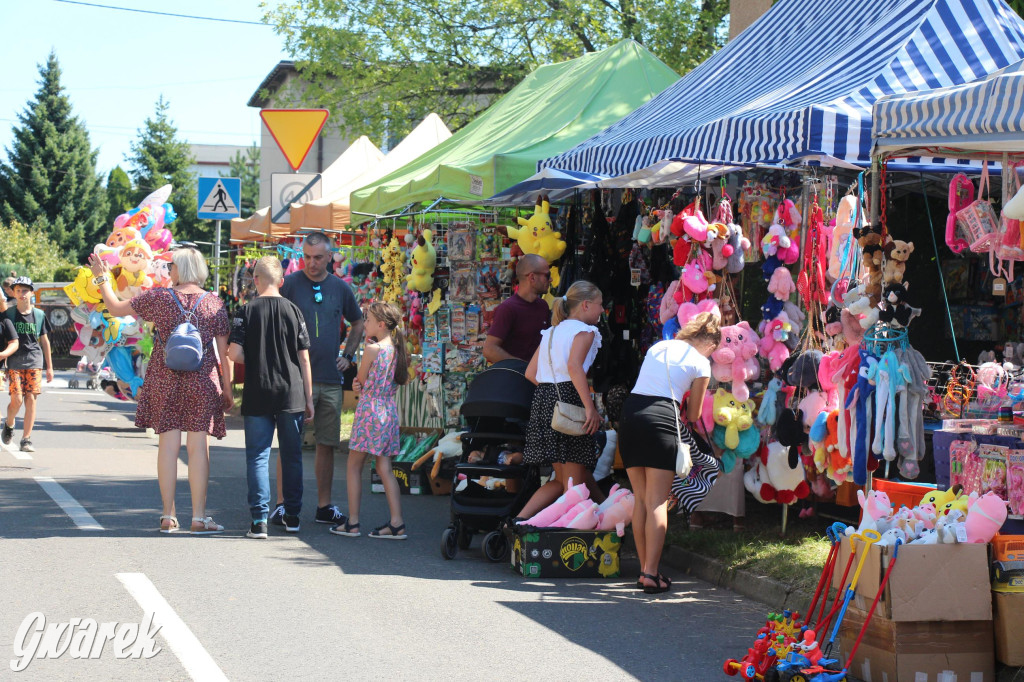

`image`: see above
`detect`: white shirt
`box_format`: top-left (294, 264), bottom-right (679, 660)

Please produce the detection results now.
top-left (631, 340), bottom-right (711, 401)
top-left (535, 319), bottom-right (602, 383)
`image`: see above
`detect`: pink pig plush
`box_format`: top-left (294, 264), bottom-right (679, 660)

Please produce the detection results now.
top-left (965, 491), bottom-right (1008, 543)
top-left (759, 313), bottom-right (793, 371)
top-left (519, 477), bottom-right (589, 527)
top-left (678, 299), bottom-right (722, 327)
top-left (712, 321), bottom-right (761, 401)
top-left (768, 267), bottom-right (796, 301)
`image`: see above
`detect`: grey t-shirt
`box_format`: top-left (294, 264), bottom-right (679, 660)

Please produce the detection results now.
top-left (281, 271), bottom-right (362, 385)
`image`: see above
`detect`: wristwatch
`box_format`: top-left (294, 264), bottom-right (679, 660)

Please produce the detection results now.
top-left (92, 275), bottom-right (109, 285)
top-left (342, 353), bottom-right (354, 363)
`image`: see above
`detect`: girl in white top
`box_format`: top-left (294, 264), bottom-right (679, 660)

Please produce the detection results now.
top-left (518, 280), bottom-right (604, 519)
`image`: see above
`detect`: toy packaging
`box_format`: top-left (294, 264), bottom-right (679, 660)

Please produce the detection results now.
top-left (450, 264), bottom-right (477, 301)
top-left (447, 227), bottom-right (475, 262)
top-left (421, 343), bottom-right (444, 375)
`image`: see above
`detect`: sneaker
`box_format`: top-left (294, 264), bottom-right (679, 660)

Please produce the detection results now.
top-left (268, 504), bottom-right (286, 527)
top-left (283, 514), bottom-right (301, 533)
top-left (19, 438), bottom-right (34, 453)
top-left (315, 505), bottom-right (345, 524)
top-left (1, 423), bottom-right (12, 445)
top-left (246, 521), bottom-right (268, 539)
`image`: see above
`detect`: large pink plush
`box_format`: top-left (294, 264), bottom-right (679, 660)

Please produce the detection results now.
top-left (759, 313), bottom-right (793, 371)
top-left (678, 260), bottom-right (709, 300)
top-left (677, 299), bottom-right (721, 327)
top-left (519, 477), bottom-right (589, 527)
top-left (596, 487), bottom-right (635, 536)
top-left (555, 501), bottom-right (600, 529)
top-left (851, 489), bottom-right (892, 535)
top-left (768, 267), bottom-right (796, 301)
top-left (659, 281), bottom-right (680, 323)
top-left (965, 491), bottom-right (1008, 543)
top-left (712, 321), bottom-right (761, 401)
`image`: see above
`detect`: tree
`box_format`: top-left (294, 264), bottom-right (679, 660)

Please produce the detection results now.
top-left (0, 219), bottom-right (75, 282)
top-left (221, 144), bottom-right (260, 217)
top-left (265, 0), bottom-right (728, 143)
top-left (0, 51), bottom-right (108, 261)
top-left (104, 165), bottom-right (133, 241)
top-left (126, 97), bottom-right (201, 241)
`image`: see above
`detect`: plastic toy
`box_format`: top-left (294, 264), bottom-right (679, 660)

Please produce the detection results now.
top-left (724, 633), bottom-right (779, 680)
top-left (508, 196), bottom-right (566, 263)
top-left (711, 322), bottom-right (761, 401)
top-left (405, 229), bottom-right (437, 293)
top-left (712, 388), bottom-right (755, 449)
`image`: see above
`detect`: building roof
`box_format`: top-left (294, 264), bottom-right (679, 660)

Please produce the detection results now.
top-left (247, 60), bottom-right (297, 108)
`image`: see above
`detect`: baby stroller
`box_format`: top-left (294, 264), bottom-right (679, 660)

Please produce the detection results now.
top-left (441, 360), bottom-right (541, 562)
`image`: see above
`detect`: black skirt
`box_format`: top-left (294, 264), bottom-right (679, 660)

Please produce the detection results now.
top-left (618, 393), bottom-right (715, 470)
top-left (524, 382), bottom-right (598, 467)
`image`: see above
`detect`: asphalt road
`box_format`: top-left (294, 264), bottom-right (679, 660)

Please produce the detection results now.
top-left (0, 371), bottom-right (767, 681)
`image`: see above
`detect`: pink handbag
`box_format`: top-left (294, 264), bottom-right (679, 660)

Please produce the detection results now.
top-left (959, 163), bottom-right (1000, 254)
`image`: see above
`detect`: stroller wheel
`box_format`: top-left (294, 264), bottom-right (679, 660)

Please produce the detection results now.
top-left (86, 379), bottom-right (97, 390)
top-left (441, 528), bottom-right (458, 560)
top-left (69, 379), bottom-right (78, 389)
top-left (456, 523), bottom-right (472, 550)
top-left (482, 530), bottom-right (509, 563)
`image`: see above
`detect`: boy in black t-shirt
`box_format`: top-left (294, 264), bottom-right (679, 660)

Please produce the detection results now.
top-left (2, 278), bottom-right (53, 453)
top-left (227, 257), bottom-right (314, 539)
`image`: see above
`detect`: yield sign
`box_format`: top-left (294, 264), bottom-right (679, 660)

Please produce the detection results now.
top-left (260, 109), bottom-right (329, 171)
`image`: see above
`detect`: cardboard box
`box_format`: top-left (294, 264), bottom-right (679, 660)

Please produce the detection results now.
top-left (839, 607), bottom-right (995, 682)
top-left (507, 525), bottom-right (621, 579)
top-left (370, 461), bottom-right (429, 495)
top-left (993, 591), bottom-right (1024, 666)
top-left (836, 536), bottom-right (991, 621)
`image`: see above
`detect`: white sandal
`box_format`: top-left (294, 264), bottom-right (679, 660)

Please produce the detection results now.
top-left (190, 516), bottom-right (224, 535)
top-left (159, 515), bottom-right (180, 534)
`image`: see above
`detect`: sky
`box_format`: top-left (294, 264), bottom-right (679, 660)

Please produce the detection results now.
top-left (0, 0), bottom-right (292, 176)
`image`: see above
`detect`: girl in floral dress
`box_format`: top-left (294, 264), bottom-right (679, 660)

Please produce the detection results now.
top-left (330, 302), bottom-right (410, 540)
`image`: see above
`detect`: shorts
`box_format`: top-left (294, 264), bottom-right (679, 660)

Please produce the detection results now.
top-left (7, 369), bottom-right (42, 397)
top-left (310, 382), bottom-right (343, 446)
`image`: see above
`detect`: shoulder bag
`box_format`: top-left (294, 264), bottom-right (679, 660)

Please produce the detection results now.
top-left (547, 327), bottom-right (589, 436)
top-left (664, 347), bottom-right (693, 477)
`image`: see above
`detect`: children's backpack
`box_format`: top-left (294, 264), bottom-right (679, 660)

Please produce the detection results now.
top-left (946, 173), bottom-right (975, 254)
top-left (163, 290), bottom-right (209, 372)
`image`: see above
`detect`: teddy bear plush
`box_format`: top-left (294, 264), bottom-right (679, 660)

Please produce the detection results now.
top-left (759, 312), bottom-right (793, 371)
top-left (853, 224), bottom-right (886, 268)
top-left (711, 321), bottom-right (761, 401)
top-left (712, 388), bottom-right (756, 450)
top-left (768, 266), bottom-right (796, 301)
top-left (878, 282), bottom-right (921, 327)
top-left (845, 284), bottom-right (879, 330)
top-left (882, 239), bottom-right (914, 285)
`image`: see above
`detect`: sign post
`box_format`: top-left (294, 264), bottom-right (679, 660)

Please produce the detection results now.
top-left (197, 177), bottom-right (242, 293)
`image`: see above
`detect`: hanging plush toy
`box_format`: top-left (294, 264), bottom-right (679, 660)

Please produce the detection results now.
top-left (712, 388), bottom-right (755, 450)
top-left (507, 196), bottom-right (566, 263)
top-left (722, 222), bottom-right (750, 274)
top-left (677, 299), bottom-right (721, 327)
top-left (711, 322), bottom-right (761, 401)
top-left (405, 229), bottom-right (436, 293)
top-left (760, 441), bottom-right (811, 505)
top-left (759, 312), bottom-right (793, 371)
top-left (767, 267), bottom-right (796, 301)
top-left (381, 237), bottom-right (406, 304)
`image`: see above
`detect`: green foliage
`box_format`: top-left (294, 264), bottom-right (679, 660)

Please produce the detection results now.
top-left (0, 51), bottom-right (109, 262)
top-left (222, 144), bottom-right (260, 217)
top-left (0, 219), bottom-right (75, 282)
top-left (265, 0), bottom-right (728, 143)
top-left (103, 165), bottom-right (134, 239)
top-left (127, 97), bottom-right (201, 241)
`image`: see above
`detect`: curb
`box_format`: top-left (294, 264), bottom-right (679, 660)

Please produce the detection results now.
top-left (662, 545), bottom-right (813, 612)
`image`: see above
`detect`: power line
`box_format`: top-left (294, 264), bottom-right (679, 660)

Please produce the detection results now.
top-left (52, 0), bottom-right (298, 29)
top-left (0, 75), bottom-right (268, 94)
top-left (0, 117), bottom-right (259, 139)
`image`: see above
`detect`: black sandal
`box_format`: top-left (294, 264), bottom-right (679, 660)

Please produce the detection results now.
top-left (369, 522), bottom-right (407, 540)
top-left (636, 573), bottom-right (671, 590)
top-left (641, 572), bottom-right (671, 594)
top-left (329, 520), bottom-right (360, 537)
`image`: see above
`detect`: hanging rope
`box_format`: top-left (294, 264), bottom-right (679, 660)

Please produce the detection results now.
top-left (880, 159), bottom-right (890, 240)
top-left (919, 173), bottom-right (960, 362)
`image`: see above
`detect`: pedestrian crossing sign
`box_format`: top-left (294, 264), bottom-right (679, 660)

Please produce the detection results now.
top-left (197, 177), bottom-right (242, 220)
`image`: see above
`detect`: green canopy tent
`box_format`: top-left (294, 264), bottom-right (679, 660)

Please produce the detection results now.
top-left (349, 40), bottom-right (678, 217)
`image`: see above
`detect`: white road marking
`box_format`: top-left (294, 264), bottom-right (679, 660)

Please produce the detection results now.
top-left (0, 439), bottom-right (32, 460)
top-left (33, 476), bottom-right (104, 530)
top-left (43, 390), bottom-right (102, 396)
top-left (117, 573), bottom-right (229, 682)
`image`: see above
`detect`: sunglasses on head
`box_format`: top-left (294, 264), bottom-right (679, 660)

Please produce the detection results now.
top-left (312, 284), bottom-right (323, 304)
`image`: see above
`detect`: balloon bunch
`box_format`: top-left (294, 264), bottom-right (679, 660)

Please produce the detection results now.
top-left (64, 184), bottom-right (179, 395)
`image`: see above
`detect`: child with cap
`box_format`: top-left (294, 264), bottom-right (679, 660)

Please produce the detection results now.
top-left (3, 277), bottom-right (54, 452)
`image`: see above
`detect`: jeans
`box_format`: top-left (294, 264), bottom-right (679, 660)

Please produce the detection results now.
top-left (244, 412), bottom-right (304, 521)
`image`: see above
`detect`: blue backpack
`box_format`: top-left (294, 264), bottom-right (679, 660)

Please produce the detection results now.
top-left (163, 290), bottom-right (208, 372)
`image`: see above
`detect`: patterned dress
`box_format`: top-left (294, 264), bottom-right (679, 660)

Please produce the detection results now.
top-left (349, 344), bottom-right (400, 456)
top-left (130, 288), bottom-right (230, 438)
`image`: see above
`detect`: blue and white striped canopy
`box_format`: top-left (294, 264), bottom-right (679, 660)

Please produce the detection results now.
top-left (541, 0), bottom-right (1024, 177)
top-left (873, 59), bottom-right (1024, 156)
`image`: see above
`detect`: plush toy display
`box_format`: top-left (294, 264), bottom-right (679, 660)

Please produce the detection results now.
top-left (759, 441), bottom-right (811, 505)
top-left (723, 222), bottom-right (750, 274)
top-left (380, 237), bottom-right (405, 303)
top-left (507, 196), bottom-right (566, 263)
top-left (711, 322), bottom-right (761, 401)
top-left (830, 195), bottom-right (865, 280)
top-left (405, 229), bottom-right (437, 293)
top-left (882, 239), bottom-right (914, 285)
top-left (878, 282), bottom-right (920, 328)
top-left (845, 285), bottom-right (880, 330)
top-left (713, 423), bottom-right (761, 472)
top-left (768, 267), bottom-right (796, 301)
top-left (762, 224), bottom-right (800, 264)
top-left (964, 491), bottom-right (1008, 543)
top-left (659, 281), bottom-right (680, 324)
top-left (759, 312), bottom-right (793, 371)
top-left (677, 299), bottom-right (721, 327)
top-left (678, 259), bottom-right (711, 300)
top-left (712, 388), bottom-right (755, 450)
top-left (518, 478), bottom-right (590, 527)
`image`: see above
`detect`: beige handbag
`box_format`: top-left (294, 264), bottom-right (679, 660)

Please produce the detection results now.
top-left (547, 329), bottom-right (588, 436)
top-left (664, 350), bottom-right (693, 477)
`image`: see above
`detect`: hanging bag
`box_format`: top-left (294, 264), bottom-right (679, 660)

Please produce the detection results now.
top-left (958, 164), bottom-right (1000, 253)
top-left (547, 328), bottom-right (589, 436)
top-left (663, 347), bottom-right (693, 478)
top-left (994, 162), bottom-right (1024, 278)
top-left (946, 173), bottom-right (975, 254)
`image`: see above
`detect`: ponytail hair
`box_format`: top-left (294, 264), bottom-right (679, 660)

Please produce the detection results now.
top-left (551, 280), bottom-right (602, 326)
top-left (365, 301), bottom-right (410, 386)
top-left (676, 311), bottom-right (722, 348)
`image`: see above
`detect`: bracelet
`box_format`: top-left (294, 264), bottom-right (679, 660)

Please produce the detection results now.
top-left (92, 275), bottom-right (109, 285)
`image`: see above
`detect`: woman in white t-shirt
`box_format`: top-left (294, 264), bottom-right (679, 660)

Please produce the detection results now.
top-left (517, 280), bottom-right (604, 519)
top-left (619, 312), bottom-right (721, 594)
